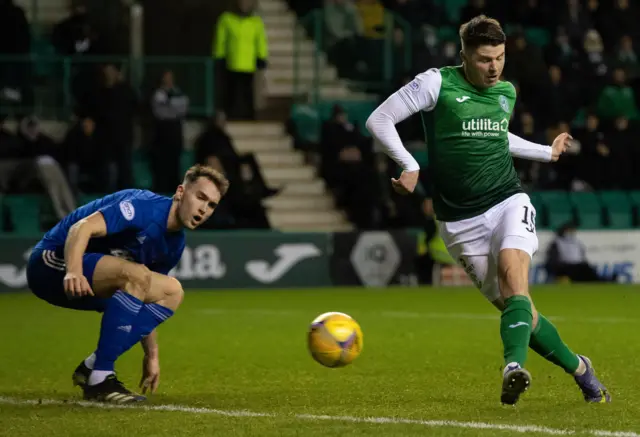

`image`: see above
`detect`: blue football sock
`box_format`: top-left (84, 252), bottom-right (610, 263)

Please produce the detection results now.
top-left (120, 303), bottom-right (175, 355)
top-left (93, 291), bottom-right (144, 372)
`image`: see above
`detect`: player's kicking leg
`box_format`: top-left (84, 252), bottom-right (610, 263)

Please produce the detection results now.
top-left (495, 248), bottom-right (535, 405)
top-left (494, 195), bottom-right (610, 405)
top-left (73, 255), bottom-right (184, 403)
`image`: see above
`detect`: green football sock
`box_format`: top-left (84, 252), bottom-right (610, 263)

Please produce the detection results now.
top-left (500, 295), bottom-right (533, 367)
top-left (529, 314), bottom-right (580, 374)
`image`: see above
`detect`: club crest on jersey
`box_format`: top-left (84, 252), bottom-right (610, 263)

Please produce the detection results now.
top-left (499, 95), bottom-right (510, 113)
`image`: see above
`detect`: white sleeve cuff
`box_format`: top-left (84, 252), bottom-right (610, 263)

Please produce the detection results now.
top-left (508, 132), bottom-right (553, 162)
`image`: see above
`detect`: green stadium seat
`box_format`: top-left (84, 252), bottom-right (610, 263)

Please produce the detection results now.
top-left (3, 195), bottom-right (42, 235)
top-left (290, 103), bottom-right (321, 144)
top-left (78, 193), bottom-right (103, 207)
top-left (537, 191), bottom-right (574, 230)
top-left (440, 0), bottom-right (468, 23)
top-left (133, 150), bottom-right (153, 189)
top-left (317, 100), bottom-right (377, 128)
top-left (524, 27), bottom-right (551, 48)
top-left (437, 26), bottom-right (458, 43)
top-left (569, 191), bottom-right (603, 229)
top-left (626, 191), bottom-right (640, 226)
top-left (0, 194), bottom-right (4, 232)
top-left (31, 36), bottom-right (57, 78)
top-left (599, 191), bottom-right (633, 229)
top-left (181, 149), bottom-right (195, 174)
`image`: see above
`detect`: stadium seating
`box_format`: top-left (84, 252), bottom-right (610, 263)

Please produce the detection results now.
top-left (133, 150), bottom-right (153, 190)
top-left (599, 191), bottom-right (633, 229)
top-left (536, 191), bottom-right (574, 230)
top-left (627, 191), bottom-right (640, 226)
top-left (569, 191), bottom-right (603, 229)
top-left (3, 195), bottom-right (42, 235)
top-left (289, 100), bottom-right (378, 145)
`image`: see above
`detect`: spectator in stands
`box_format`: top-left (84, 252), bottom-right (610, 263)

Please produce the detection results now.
top-left (580, 28), bottom-right (608, 97)
top-left (545, 27), bottom-right (582, 83)
top-left (607, 116), bottom-right (635, 189)
top-left (195, 153), bottom-right (270, 230)
top-left (0, 0), bottom-right (31, 114)
top-left (324, 0), bottom-right (363, 49)
top-left (52, 0), bottom-right (106, 103)
top-left (354, 0), bottom-right (385, 81)
top-left (505, 30), bottom-right (548, 116)
top-left (584, 0), bottom-right (601, 31)
top-left (596, 67), bottom-right (640, 121)
top-left (320, 104), bottom-right (378, 228)
top-left (459, 0), bottom-right (492, 27)
top-left (63, 117), bottom-right (105, 194)
top-left (214, 0), bottom-right (268, 121)
top-left (382, 0), bottom-right (425, 28)
top-left (573, 113), bottom-right (612, 190)
top-left (355, 0), bottom-right (384, 39)
top-left (323, 0), bottom-right (364, 79)
top-left (53, 1), bottom-right (93, 55)
top-left (79, 63), bottom-right (137, 191)
top-left (545, 65), bottom-right (580, 128)
top-left (150, 70), bottom-right (189, 194)
top-left (559, 0), bottom-right (592, 42)
top-left (600, 0), bottom-right (637, 52)
top-left (194, 111), bottom-right (278, 213)
top-left (17, 116), bottom-right (58, 160)
top-left (545, 222), bottom-right (615, 283)
top-left (511, 112), bottom-right (546, 188)
top-left (507, 0), bottom-right (547, 28)
top-left (616, 36), bottom-right (639, 78)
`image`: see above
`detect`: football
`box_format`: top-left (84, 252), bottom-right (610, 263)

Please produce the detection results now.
top-left (307, 311), bottom-right (363, 368)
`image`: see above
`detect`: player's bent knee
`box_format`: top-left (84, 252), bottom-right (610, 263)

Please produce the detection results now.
top-left (121, 264), bottom-right (153, 301)
top-left (153, 275), bottom-right (184, 311)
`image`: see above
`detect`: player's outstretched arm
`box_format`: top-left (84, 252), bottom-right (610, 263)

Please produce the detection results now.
top-left (366, 68), bottom-right (442, 194)
top-left (508, 132), bottom-right (573, 163)
top-left (140, 329), bottom-right (160, 394)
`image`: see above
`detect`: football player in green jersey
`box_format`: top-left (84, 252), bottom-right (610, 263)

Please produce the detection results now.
top-left (366, 15), bottom-right (610, 406)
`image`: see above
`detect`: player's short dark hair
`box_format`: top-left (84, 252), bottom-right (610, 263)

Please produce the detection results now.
top-left (183, 164), bottom-right (230, 197)
top-left (459, 15), bottom-right (506, 53)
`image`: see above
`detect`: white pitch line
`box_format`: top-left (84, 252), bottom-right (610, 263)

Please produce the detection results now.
top-left (197, 308), bottom-right (640, 325)
top-left (0, 397), bottom-right (637, 437)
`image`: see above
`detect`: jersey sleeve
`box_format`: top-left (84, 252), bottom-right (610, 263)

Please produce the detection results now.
top-left (507, 132), bottom-right (553, 162)
top-left (99, 198), bottom-right (153, 235)
top-left (365, 68), bottom-right (442, 172)
top-left (396, 68), bottom-right (442, 113)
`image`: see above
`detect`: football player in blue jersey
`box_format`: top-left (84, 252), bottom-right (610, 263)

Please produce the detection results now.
top-left (27, 165), bottom-right (229, 404)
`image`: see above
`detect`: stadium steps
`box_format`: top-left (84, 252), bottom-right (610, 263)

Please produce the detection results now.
top-left (15, 0), bottom-right (68, 29)
top-left (224, 121), bottom-right (353, 232)
top-left (258, 0), bottom-right (371, 100)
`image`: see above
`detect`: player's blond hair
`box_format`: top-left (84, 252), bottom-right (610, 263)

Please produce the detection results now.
top-left (182, 164), bottom-right (230, 197)
top-left (459, 15), bottom-right (506, 54)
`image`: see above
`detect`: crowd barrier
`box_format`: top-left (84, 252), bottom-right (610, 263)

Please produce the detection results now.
top-left (0, 229), bottom-right (636, 292)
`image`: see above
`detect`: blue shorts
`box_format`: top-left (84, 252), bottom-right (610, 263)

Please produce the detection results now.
top-left (27, 247), bottom-right (109, 312)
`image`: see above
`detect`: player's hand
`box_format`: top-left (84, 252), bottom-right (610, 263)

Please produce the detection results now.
top-left (551, 132), bottom-right (573, 162)
top-left (391, 170), bottom-right (419, 195)
top-left (63, 272), bottom-right (93, 298)
top-left (140, 355), bottom-right (160, 395)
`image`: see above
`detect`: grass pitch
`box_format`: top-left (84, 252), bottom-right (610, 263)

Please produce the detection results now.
top-left (1, 285), bottom-right (639, 436)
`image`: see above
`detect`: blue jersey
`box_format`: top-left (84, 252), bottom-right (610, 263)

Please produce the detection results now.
top-left (35, 189), bottom-right (185, 275)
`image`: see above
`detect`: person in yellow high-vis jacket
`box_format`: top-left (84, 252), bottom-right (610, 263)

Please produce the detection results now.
top-left (214, 0), bottom-right (268, 120)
